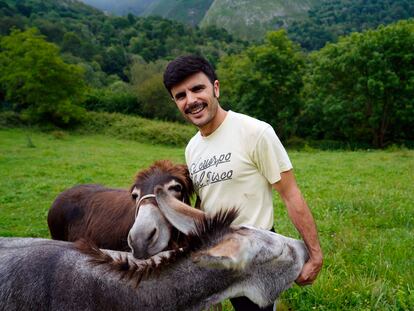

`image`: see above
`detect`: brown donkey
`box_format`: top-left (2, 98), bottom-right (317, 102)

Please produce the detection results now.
top-left (47, 160), bottom-right (194, 258)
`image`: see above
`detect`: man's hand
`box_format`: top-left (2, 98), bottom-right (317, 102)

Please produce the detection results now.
top-left (295, 257), bottom-right (323, 286)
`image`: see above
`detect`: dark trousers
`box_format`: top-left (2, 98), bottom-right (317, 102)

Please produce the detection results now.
top-left (230, 227), bottom-right (276, 311)
top-left (230, 296), bottom-right (274, 311)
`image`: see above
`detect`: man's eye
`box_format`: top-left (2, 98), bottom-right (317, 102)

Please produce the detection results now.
top-left (193, 86), bottom-right (204, 92)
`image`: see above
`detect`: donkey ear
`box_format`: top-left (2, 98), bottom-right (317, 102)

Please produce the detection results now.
top-left (191, 237), bottom-right (249, 270)
top-left (155, 186), bottom-right (205, 235)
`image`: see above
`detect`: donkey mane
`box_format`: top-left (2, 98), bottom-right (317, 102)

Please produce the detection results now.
top-left (76, 208), bottom-right (239, 287)
top-left (75, 239), bottom-right (186, 288)
top-left (187, 207), bottom-right (239, 251)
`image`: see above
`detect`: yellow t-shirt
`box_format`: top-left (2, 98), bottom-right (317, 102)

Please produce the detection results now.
top-left (185, 111), bottom-right (292, 229)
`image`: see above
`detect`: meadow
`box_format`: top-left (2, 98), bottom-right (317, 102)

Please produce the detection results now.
top-left (0, 128), bottom-right (413, 310)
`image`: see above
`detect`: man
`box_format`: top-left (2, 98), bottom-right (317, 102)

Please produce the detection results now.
top-left (163, 55), bottom-right (323, 311)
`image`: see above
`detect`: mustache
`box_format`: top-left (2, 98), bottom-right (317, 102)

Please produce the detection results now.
top-left (184, 102), bottom-right (207, 114)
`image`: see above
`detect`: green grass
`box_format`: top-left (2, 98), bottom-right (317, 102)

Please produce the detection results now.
top-left (0, 128), bottom-right (185, 237)
top-left (0, 128), bottom-right (413, 310)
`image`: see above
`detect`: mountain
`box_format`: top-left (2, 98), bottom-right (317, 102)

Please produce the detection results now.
top-left (80, 0), bottom-right (213, 26)
top-left (78, 0), bottom-right (320, 39)
top-left (77, 0), bottom-right (414, 45)
top-left (201, 0), bottom-right (321, 40)
top-left (143, 0), bottom-right (214, 26)
top-left (80, 0), bottom-right (154, 16)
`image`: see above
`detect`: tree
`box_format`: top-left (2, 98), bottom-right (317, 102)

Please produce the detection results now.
top-left (101, 45), bottom-right (129, 80)
top-left (217, 30), bottom-right (305, 140)
top-left (0, 28), bottom-right (86, 126)
top-left (301, 20), bottom-right (414, 147)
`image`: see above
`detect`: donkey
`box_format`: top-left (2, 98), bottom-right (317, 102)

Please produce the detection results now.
top-left (0, 188), bottom-right (309, 311)
top-left (47, 160), bottom-right (193, 258)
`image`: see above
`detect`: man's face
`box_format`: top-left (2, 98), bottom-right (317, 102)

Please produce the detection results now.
top-left (171, 72), bottom-right (220, 130)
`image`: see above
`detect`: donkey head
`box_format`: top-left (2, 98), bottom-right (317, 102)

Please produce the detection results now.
top-left (154, 187), bottom-right (310, 307)
top-left (127, 160), bottom-right (193, 259)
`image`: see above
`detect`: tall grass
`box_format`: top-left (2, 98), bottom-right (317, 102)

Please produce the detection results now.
top-left (0, 128), bottom-right (413, 310)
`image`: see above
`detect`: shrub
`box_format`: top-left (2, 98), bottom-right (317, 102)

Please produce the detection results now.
top-left (0, 111), bottom-right (22, 128)
top-left (78, 111), bottom-right (196, 147)
top-left (83, 88), bottom-right (138, 115)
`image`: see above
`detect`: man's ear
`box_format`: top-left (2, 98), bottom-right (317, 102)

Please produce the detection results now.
top-left (191, 237), bottom-right (249, 270)
top-left (214, 80), bottom-right (220, 98)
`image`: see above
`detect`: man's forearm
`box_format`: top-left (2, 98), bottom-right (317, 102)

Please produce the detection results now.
top-left (273, 170), bottom-right (322, 284)
top-left (284, 192), bottom-right (322, 261)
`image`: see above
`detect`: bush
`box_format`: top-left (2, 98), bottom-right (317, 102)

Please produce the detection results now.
top-left (83, 88), bottom-right (138, 115)
top-left (78, 111), bottom-right (196, 147)
top-left (0, 111), bottom-right (22, 128)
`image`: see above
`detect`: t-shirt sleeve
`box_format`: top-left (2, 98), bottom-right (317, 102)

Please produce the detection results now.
top-left (251, 126), bottom-right (293, 184)
top-left (184, 144), bottom-right (190, 166)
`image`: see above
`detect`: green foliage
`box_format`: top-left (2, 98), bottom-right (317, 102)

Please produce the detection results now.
top-left (78, 111), bottom-right (195, 147)
top-left (0, 109), bottom-right (194, 147)
top-left (0, 28), bottom-right (86, 126)
top-left (301, 20), bottom-right (414, 148)
top-left (218, 30), bottom-right (304, 139)
top-left (129, 59), bottom-right (183, 122)
top-left (83, 81), bottom-right (138, 115)
top-left (0, 0), bottom-right (247, 82)
top-left (0, 0), bottom-right (248, 124)
top-left (135, 73), bottom-right (182, 122)
top-left (129, 57), bottom-right (167, 86)
top-left (0, 110), bottom-right (22, 127)
top-left (287, 0), bottom-right (414, 50)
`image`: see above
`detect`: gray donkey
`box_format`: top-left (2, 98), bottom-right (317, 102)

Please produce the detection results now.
top-left (0, 187), bottom-right (309, 311)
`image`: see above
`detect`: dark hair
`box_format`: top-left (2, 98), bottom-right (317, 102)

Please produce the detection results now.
top-left (163, 55), bottom-right (217, 95)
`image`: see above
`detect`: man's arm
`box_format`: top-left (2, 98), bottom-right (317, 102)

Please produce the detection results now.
top-left (272, 170), bottom-right (323, 285)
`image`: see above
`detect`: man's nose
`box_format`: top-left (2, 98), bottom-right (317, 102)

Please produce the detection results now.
top-left (187, 91), bottom-right (197, 104)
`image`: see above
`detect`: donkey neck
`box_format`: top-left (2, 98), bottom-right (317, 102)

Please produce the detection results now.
top-left (87, 252), bottom-right (242, 310)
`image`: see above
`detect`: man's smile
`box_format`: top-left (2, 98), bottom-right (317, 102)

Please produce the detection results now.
top-left (185, 102), bottom-right (207, 115)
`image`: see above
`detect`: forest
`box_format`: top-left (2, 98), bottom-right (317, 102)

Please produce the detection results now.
top-left (286, 0), bottom-right (414, 50)
top-left (0, 0), bottom-right (413, 148)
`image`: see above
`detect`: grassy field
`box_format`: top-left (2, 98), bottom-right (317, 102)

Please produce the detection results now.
top-left (0, 128), bottom-right (413, 310)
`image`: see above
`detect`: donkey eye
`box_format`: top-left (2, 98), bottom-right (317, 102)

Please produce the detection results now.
top-left (131, 193), bottom-right (138, 200)
top-left (169, 184), bottom-right (182, 192)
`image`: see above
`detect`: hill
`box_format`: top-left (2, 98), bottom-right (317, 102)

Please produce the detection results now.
top-left (143, 0), bottom-right (214, 26)
top-left (78, 0), bottom-right (322, 40)
top-left (77, 0), bottom-right (414, 47)
top-left (0, 0), bottom-right (246, 83)
top-left (80, 0), bottom-right (214, 26)
top-left (80, 0), bottom-right (153, 16)
top-left (201, 0), bottom-right (320, 40)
